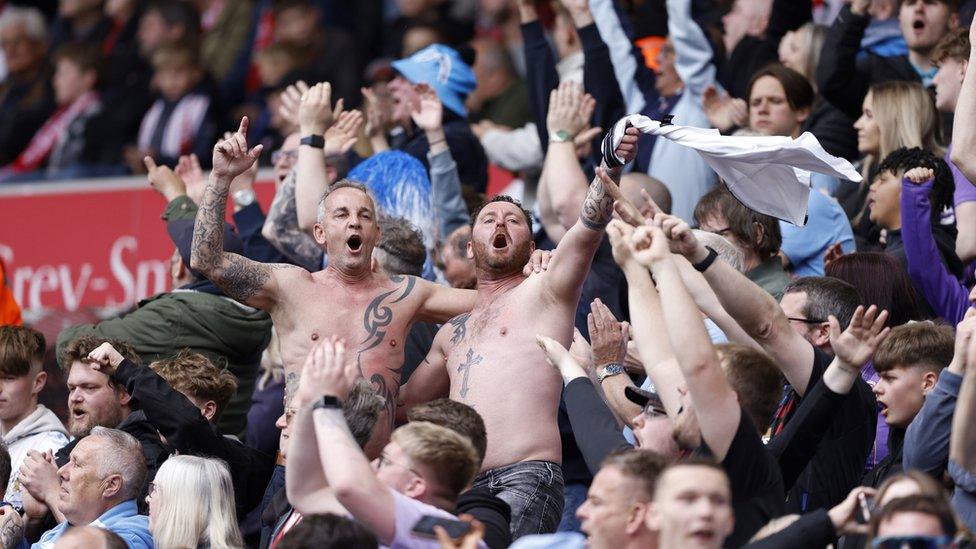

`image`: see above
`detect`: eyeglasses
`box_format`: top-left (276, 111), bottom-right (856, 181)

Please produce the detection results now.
top-left (871, 535), bottom-right (954, 549)
top-left (786, 317), bottom-right (827, 324)
top-left (376, 453), bottom-right (422, 477)
top-left (271, 149), bottom-right (298, 165)
top-left (642, 401), bottom-right (667, 418)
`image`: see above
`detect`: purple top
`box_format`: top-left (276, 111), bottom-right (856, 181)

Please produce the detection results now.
top-left (900, 175), bottom-right (973, 325)
top-left (859, 362), bottom-right (889, 468)
top-left (385, 490), bottom-right (487, 549)
top-left (950, 144), bottom-right (976, 207)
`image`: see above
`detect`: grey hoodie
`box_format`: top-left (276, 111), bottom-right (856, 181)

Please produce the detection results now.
top-left (3, 404), bottom-right (68, 510)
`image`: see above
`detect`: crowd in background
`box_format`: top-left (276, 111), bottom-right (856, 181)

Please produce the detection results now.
top-left (4, 0), bottom-right (976, 548)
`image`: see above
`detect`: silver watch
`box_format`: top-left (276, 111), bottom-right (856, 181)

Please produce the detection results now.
top-left (597, 363), bottom-right (625, 382)
top-left (232, 188), bottom-right (257, 207)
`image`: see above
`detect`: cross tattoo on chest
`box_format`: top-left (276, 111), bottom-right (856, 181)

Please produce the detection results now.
top-left (457, 347), bottom-right (483, 399)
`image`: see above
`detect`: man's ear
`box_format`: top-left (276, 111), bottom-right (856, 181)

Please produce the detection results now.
top-left (626, 501), bottom-right (650, 535)
top-left (814, 322), bottom-right (831, 348)
top-left (753, 221), bottom-right (766, 247)
top-left (325, 165), bottom-right (338, 186)
top-left (796, 106), bottom-right (811, 126)
top-left (202, 400), bottom-right (218, 422)
top-left (404, 476), bottom-right (427, 500)
top-left (921, 370), bottom-right (939, 394)
top-left (102, 473), bottom-right (123, 500)
top-left (312, 223), bottom-right (327, 245)
top-left (466, 239), bottom-right (474, 260)
top-left (32, 370), bottom-right (47, 397)
top-left (117, 387), bottom-right (133, 407)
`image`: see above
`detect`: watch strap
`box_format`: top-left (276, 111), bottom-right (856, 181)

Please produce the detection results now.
top-left (692, 246), bottom-right (719, 273)
top-left (597, 362), bottom-right (625, 382)
top-left (300, 135), bottom-right (325, 149)
top-left (232, 188), bottom-right (256, 207)
top-left (312, 395), bottom-right (343, 410)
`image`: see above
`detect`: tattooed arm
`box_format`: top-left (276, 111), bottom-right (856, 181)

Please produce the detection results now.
top-left (262, 168), bottom-right (326, 271)
top-left (191, 118), bottom-right (300, 310)
top-left (417, 278), bottom-right (478, 323)
top-left (0, 504), bottom-right (23, 549)
top-left (543, 127), bottom-right (638, 302)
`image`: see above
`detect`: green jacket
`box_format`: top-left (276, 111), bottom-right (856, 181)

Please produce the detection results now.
top-left (57, 290), bottom-right (273, 437)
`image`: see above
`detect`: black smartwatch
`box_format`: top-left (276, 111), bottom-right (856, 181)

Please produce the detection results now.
top-left (312, 395), bottom-right (343, 410)
top-left (692, 246), bottom-right (719, 273)
top-left (300, 135), bottom-right (325, 149)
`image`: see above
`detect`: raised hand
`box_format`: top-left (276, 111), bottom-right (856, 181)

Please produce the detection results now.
top-left (212, 117), bottom-right (263, 181)
top-left (434, 514), bottom-right (486, 549)
top-left (86, 342), bottom-right (126, 375)
top-left (144, 156), bottom-right (186, 202)
top-left (522, 249), bottom-right (554, 276)
top-left (588, 298), bottom-right (630, 369)
top-left (849, 0), bottom-right (871, 16)
top-left (828, 305), bottom-right (891, 368)
top-left (278, 80), bottom-right (310, 130)
top-left (19, 450), bottom-right (59, 506)
top-left (654, 213), bottom-right (706, 261)
top-left (569, 328), bottom-right (596, 374)
top-left (638, 188), bottom-right (664, 220)
top-left (410, 83), bottom-right (444, 133)
top-left (607, 219), bottom-right (637, 267)
top-left (949, 308), bottom-right (976, 374)
top-left (362, 85), bottom-right (392, 138)
top-left (702, 85), bottom-right (748, 133)
top-left (828, 486), bottom-right (877, 536)
top-left (175, 154), bottom-right (206, 204)
top-left (823, 242), bottom-right (845, 271)
top-left (324, 109), bottom-right (364, 158)
top-left (613, 126), bottom-right (640, 166)
top-left (298, 82), bottom-right (336, 136)
top-left (546, 82), bottom-right (590, 140)
top-left (536, 334), bottom-right (587, 381)
top-left (300, 337), bottom-right (359, 401)
top-left (629, 224), bottom-right (671, 267)
top-left (904, 166), bottom-right (935, 185)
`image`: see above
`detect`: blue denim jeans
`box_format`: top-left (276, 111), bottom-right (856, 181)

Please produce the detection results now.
top-left (472, 460), bottom-right (565, 540)
top-left (557, 482), bottom-right (588, 532)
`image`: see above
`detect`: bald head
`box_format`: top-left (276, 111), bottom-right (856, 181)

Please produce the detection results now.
top-left (620, 172), bottom-right (672, 215)
top-left (54, 526), bottom-right (127, 549)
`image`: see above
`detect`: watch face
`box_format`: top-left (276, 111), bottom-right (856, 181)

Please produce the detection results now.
top-left (556, 130), bottom-right (570, 142)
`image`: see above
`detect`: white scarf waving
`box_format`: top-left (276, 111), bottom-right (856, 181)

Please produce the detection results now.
top-left (601, 115), bottom-right (862, 226)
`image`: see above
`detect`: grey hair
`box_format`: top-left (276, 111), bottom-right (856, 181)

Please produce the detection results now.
top-left (782, 276), bottom-right (861, 329)
top-left (89, 427), bottom-right (147, 502)
top-left (316, 179), bottom-right (376, 223)
top-left (344, 378), bottom-right (385, 449)
top-left (693, 229), bottom-right (745, 273)
top-left (0, 7), bottom-right (47, 42)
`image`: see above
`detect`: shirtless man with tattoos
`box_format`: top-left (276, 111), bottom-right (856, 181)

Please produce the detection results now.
top-left (400, 126), bottom-right (641, 538)
top-left (191, 115), bottom-right (496, 455)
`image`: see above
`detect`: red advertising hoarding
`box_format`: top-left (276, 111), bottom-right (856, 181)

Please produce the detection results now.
top-left (0, 175), bottom-right (276, 315)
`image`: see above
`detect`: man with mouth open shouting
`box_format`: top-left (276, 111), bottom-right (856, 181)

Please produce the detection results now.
top-left (190, 114), bottom-right (547, 458)
top-left (398, 123), bottom-right (640, 538)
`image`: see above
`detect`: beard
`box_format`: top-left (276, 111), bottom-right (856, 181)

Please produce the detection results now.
top-left (69, 406), bottom-right (124, 438)
top-left (472, 237), bottom-right (533, 275)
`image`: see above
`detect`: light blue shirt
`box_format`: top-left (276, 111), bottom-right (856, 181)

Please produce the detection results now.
top-left (32, 500), bottom-right (153, 549)
top-left (510, 532), bottom-right (587, 549)
top-left (780, 188), bottom-right (855, 277)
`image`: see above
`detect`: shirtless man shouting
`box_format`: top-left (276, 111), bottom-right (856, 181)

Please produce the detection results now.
top-left (401, 126), bottom-right (640, 537)
top-left (191, 113), bottom-right (486, 454)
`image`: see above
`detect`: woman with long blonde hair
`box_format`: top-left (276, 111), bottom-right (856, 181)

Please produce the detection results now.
top-left (148, 456), bottom-right (244, 549)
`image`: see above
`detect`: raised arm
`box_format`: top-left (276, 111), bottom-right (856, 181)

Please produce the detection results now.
top-left (537, 82), bottom-right (597, 243)
top-left (815, 0), bottom-right (873, 119)
top-left (950, 312), bottom-right (976, 473)
top-left (190, 117), bottom-right (297, 311)
top-left (656, 212), bottom-right (816, 396)
top-left (295, 82), bottom-right (337, 234)
top-left (608, 220), bottom-right (684, 417)
top-left (632, 223), bottom-right (740, 460)
top-left (950, 24), bottom-right (976, 182)
top-left (412, 84), bottom-right (470, 239)
top-left (544, 128), bottom-right (638, 302)
top-left (666, 0), bottom-right (719, 99)
top-left (262, 168), bottom-right (326, 271)
top-left (307, 339), bottom-right (398, 544)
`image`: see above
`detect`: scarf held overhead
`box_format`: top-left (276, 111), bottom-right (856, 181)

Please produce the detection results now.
top-left (601, 115), bottom-right (862, 226)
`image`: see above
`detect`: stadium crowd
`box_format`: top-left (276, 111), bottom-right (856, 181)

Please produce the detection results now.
top-left (4, 0), bottom-right (976, 547)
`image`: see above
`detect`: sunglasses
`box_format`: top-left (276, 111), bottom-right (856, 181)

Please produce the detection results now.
top-left (872, 535), bottom-right (953, 549)
top-left (642, 400), bottom-right (667, 417)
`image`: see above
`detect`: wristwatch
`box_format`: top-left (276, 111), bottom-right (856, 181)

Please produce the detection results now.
top-left (597, 363), bottom-right (625, 383)
top-left (300, 135), bottom-right (325, 149)
top-left (312, 395), bottom-right (343, 410)
top-left (549, 130), bottom-right (571, 143)
top-left (692, 246), bottom-right (719, 273)
top-left (232, 188), bottom-right (256, 208)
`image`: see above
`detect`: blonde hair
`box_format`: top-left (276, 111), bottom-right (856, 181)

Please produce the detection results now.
top-left (151, 456), bottom-right (243, 549)
top-left (793, 23), bottom-right (827, 83)
top-left (391, 422), bottom-right (479, 502)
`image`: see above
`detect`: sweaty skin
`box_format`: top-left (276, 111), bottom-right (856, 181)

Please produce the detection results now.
top-left (402, 167), bottom-right (618, 470)
top-left (191, 124), bottom-right (476, 455)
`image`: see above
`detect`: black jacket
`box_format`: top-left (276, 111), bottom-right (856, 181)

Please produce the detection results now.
top-left (55, 410), bottom-right (170, 514)
top-left (113, 358), bottom-right (275, 520)
top-left (817, 5), bottom-right (921, 120)
top-left (456, 488), bottom-right (511, 549)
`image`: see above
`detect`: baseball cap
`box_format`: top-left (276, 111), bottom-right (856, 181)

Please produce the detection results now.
top-left (625, 385), bottom-right (667, 416)
top-left (391, 43), bottom-right (476, 117)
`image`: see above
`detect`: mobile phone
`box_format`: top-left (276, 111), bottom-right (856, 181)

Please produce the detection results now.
top-left (412, 515), bottom-right (472, 540)
top-left (857, 492), bottom-right (875, 524)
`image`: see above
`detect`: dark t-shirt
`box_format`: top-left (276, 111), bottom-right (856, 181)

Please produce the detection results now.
top-left (700, 406), bottom-right (786, 547)
top-left (773, 347), bottom-right (877, 512)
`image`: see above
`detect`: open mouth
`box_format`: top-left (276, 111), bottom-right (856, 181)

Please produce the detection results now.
top-left (71, 409), bottom-right (87, 422)
top-left (492, 233), bottom-right (508, 249)
top-left (347, 234), bottom-right (363, 252)
top-left (913, 19), bottom-right (925, 30)
top-left (689, 530), bottom-right (716, 543)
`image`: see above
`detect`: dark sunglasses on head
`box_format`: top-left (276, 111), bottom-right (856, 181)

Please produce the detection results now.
top-left (872, 535), bottom-right (953, 549)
